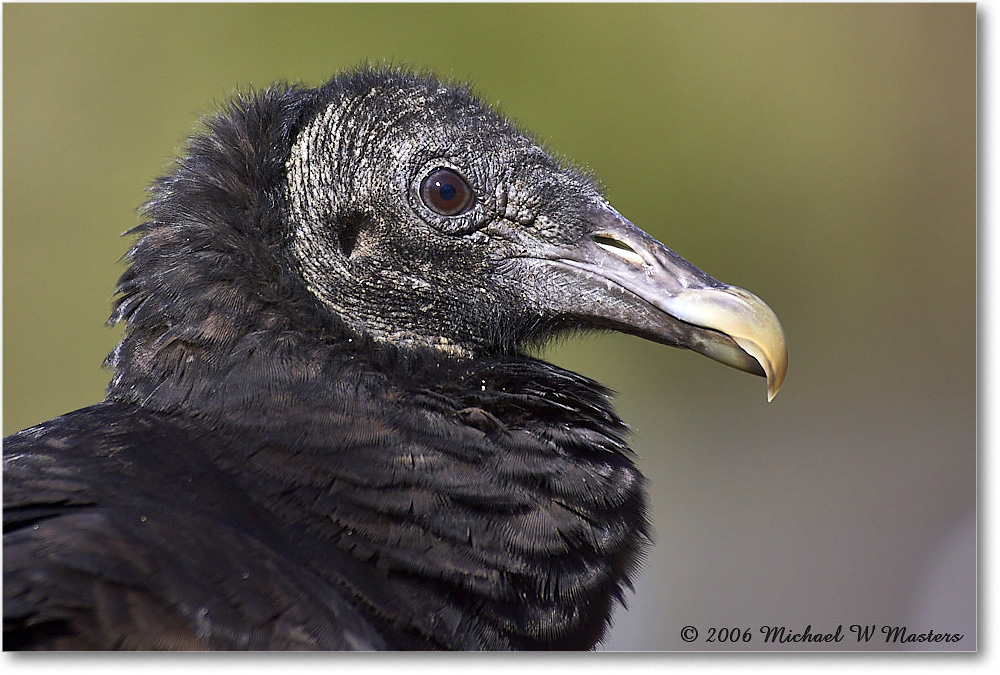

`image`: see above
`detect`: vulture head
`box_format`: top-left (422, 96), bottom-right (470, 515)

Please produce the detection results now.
top-left (112, 69), bottom-right (785, 403)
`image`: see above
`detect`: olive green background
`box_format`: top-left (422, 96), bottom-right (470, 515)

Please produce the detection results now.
top-left (2, 4), bottom-right (975, 650)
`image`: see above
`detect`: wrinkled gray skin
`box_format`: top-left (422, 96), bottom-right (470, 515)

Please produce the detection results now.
top-left (285, 80), bottom-right (588, 355)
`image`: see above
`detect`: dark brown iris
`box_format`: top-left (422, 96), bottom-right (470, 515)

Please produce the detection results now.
top-left (420, 168), bottom-right (473, 216)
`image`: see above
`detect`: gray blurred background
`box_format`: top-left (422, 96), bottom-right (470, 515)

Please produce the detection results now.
top-left (2, 4), bottom-right (975, 650)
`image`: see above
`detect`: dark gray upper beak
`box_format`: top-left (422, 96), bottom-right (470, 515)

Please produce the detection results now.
top-left (531, 204), bottom-right (788, 401)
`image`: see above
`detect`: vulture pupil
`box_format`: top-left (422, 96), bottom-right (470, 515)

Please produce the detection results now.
top-left (421, 168), bottom-right (473, 216)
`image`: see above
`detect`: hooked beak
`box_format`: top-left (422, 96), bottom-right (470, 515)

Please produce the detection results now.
top-left (531, 205), bottom-right (788, 401)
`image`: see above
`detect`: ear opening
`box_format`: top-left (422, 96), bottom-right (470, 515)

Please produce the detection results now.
top-left (338, 216), bottom-right (365, 257)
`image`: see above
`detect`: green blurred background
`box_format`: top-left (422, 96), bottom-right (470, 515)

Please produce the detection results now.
top-left (2, 3), bottom-right (975, 650)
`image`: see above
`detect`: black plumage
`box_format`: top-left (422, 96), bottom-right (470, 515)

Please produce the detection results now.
top-left (3, 69), bottom-right (787, 650)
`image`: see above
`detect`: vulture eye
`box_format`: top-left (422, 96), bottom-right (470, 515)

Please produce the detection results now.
top-left (420, 168), bottom-right (474, 216)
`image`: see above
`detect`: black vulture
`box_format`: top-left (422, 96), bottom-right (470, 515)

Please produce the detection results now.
top-left (3, 68), bottom-right (787, 650)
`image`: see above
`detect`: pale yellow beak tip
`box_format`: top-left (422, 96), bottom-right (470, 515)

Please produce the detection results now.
top-left (665, 285), bottom-right (788, 402)
top-left (717, 290), bottom-right (787, 403)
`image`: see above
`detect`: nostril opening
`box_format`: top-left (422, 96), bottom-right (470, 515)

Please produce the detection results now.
top-left (592, 233), bottom-right (645, 266)
top-left (591, 233), bottom-right (634, 252)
